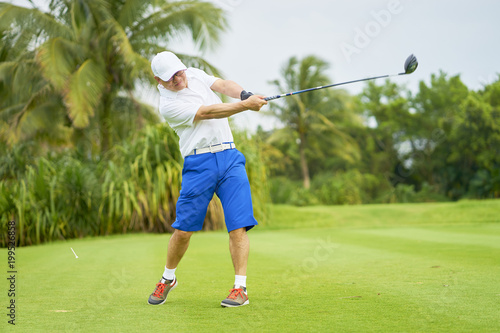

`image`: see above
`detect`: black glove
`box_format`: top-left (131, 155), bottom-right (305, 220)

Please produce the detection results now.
top-left (240, 90), bottom-right (254, 101)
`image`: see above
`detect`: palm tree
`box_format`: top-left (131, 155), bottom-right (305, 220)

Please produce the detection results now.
top-left (0, 0), bottom-right (227, 155)
top-left (269, 55), bottom-right (360, 189)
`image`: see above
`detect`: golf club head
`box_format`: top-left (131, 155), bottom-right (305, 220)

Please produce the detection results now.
top-left (404, 54), bottom-right (418, 74)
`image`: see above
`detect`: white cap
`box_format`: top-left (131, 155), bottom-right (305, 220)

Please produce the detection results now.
top-left (151, 51), bottom-right (187, 81)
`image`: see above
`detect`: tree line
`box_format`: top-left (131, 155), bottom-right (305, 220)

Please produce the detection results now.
top-left (263, 57), bottom-right (500, 205)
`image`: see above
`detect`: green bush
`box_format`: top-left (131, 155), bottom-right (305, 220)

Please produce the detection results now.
top-left (56, 156), bottom-right (101, 237)
top-left (99, 124), bottom-right (184, 234)
top-left (268, 176), bottom-right (319, 206)
top-left (0, 142), bottom-right (36, 180)
top-left (269, 176), bottom-right (300, 204)
top-left (392, 182), bottom-right (450, 203)
top-left (311, 170), bottom-right (393, 205)
top-left (288, 187), bottom-right (319, 206)
top-left (467, 169), bottom-right (500, 199)
top-left (269, 171), bottom-right (393, 206)
top-left (0, 156), bottom-right (101, 245)
top-left (413, 182), bottom-right (450, 203)
top-left (393, 184), bottom-right (416, 203)
top-left (1, 124), bottom-right (272, 246)
top-left (312, 171), bottom-right (362, 205)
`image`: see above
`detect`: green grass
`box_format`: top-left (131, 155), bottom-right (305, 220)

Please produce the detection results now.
top-left (2, 200), bottom-right (500, 332)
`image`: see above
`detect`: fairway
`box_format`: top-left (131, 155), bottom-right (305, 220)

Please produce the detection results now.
top-left (3, 200), bottom-right (500, 332)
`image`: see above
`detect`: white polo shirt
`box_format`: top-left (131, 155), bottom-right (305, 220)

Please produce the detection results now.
top-left (157, 68), bottom-right (234, 158)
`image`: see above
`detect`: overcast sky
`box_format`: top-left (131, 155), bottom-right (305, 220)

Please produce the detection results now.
top-left (8, 0), bottom-right (500, 131)
top-left (193, 0), bottom-right (500, 130)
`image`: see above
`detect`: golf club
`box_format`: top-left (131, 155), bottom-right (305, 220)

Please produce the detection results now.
top-left (264, 54), bottom-right (418, 101)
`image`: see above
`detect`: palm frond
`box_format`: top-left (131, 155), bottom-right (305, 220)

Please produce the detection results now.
top-left (0, 104), bottom-right (25, 123)
top-left (0, 27), bottom-right (34, 61)
top-left (10, 83), bottom-right (53, 130)
top-left (0, 3), bottom-right (71, 40)
top-left (15, 99), bottom-right (73, 145)
top-left (65, 59), bottom-right (107, 128)
top-left (0, 61), bottom-right (18, 83)
top-left (116, 0), bottom-right (150, 29)
top-left (84, 0), bottom-right (114, 23)
top-left (131, 1), bottom-right (227, 52)
top-left (101, 17), bottom-right (161, 83)
top-left (37, 37), bottom-right (85, 90)
top-left (104, 18), bottom-right (140, 72)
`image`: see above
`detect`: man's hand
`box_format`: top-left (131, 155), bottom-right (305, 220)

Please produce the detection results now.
top-left (242, 95), bottom-right (267, 111)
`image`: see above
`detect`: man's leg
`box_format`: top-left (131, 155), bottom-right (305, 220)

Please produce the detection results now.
top-left (166, 229), bottom-right (193, 269)
top-left (149, 153), bottom-right (217, 305)
top-left (148, 229), bottom-right (193, 305)
top-left (229, 227), bottom-right (249, 276)
top-left (220, 227), bottom-right (250, 307)
top-left (216, 150), bottom-right (255, 307)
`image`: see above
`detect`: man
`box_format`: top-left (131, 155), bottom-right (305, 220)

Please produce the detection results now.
top-left (147, 51), bottom-right (267, 307)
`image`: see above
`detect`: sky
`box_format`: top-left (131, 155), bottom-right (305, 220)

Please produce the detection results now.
top-left (7, 0), bottom-right (500, 131)
top-left (186, 0), bottom-right (500, 131)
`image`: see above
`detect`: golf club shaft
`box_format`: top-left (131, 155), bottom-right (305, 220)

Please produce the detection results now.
top-left (264, 72), bottom-right (406, 101)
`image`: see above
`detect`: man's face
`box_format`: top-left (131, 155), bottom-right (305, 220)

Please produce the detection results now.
top-left (156, 70), bottom-right (187, 91)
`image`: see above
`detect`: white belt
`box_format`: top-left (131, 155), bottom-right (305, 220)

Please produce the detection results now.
top-left (187, 142), bottom-right (236, 156)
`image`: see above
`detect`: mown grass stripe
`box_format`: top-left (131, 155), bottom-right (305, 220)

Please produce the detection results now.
top-left (355, 226), bottom-right (500, 248)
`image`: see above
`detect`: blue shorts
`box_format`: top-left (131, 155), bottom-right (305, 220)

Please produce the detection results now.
top-left (172, 149), bottom-right (258, 232)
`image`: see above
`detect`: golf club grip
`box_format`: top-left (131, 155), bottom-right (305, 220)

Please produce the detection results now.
top-left (264, 95), bottom-right (281, 101)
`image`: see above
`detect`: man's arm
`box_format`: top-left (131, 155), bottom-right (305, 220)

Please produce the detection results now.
top-left (194, 95), bottom-right (267, 121)
top-left (210, 79), bottom-right (244, 99)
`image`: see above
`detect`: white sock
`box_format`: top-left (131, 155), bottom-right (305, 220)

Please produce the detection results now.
top-left (161, 266), bottom-right (176, 283)
top-left (234, 275), bottom-right (247, 290)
